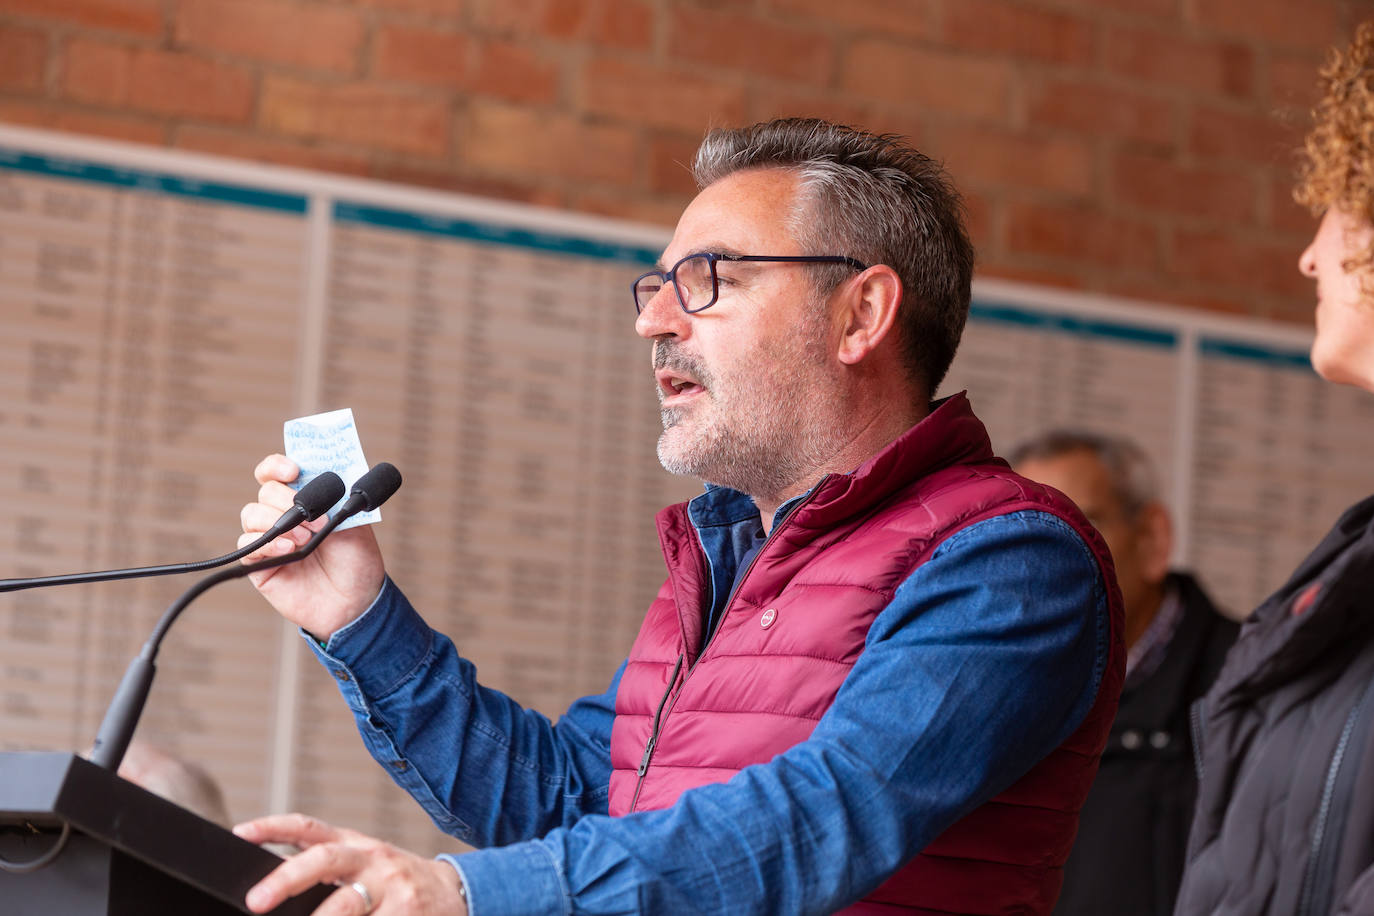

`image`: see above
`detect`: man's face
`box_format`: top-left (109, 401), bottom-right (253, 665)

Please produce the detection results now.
top-left (1015, 448), bottom-right (1165, 629)
top-left (634, 168), bottom-right (844, 500)
top-left (1299, 207), bottom-right (1374, 390)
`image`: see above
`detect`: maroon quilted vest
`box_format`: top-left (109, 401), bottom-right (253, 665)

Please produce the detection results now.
top-left (608, 394), bottom-right (1125, 914)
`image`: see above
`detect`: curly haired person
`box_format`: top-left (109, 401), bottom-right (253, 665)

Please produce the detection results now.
top-left (1175, 21), bottom-right (1374, 916)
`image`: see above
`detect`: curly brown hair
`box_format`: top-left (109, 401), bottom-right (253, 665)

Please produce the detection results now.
top-left (1296, 20), bottom-right (1374, 281)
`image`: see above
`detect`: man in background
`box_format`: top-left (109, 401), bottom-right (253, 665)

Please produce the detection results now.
top-left (1012, 430), bottom-right (1238, 916)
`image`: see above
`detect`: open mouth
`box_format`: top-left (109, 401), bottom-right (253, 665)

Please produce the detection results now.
top-left (653, 341), bottom-right (708, 404)
top-left (657, 371), bottom-right (703, 402)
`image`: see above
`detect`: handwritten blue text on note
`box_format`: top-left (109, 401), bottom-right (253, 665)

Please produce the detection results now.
top-left (283, 408), bottom-right (379, 529)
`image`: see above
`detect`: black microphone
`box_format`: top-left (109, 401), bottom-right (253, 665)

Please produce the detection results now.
top-left (0, 472), bottom-right (346, 593)
top-left (332, 460), bottom-right (402, 518)
top-left (88, 463), bottom-right (402, 772)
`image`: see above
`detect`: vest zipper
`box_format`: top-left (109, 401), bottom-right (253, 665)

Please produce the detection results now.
top-left (1297, 670), bottom-right (1374, 916)
top-left (627, 484), bottom-right (827, 813)
top-left (628, 653), bottom-right (683, 812)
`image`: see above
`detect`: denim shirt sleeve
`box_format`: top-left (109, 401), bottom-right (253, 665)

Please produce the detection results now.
top-left (445, 509), bottom-right (1108, 916)
top-left (309, 579), bottom-right (621, 843)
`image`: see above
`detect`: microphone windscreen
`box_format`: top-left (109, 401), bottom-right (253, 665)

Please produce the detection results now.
top-left (350, 463), bottom-right (402, 511)
top-left (295, 472), bottom-right (346, 521)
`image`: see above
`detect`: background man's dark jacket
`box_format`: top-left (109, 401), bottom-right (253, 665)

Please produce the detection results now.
top-left (1054, 572), bottom-right (1237, 916)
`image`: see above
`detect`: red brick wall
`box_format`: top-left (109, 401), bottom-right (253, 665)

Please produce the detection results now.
top-left (2, 0), bottom-right (1372, 320)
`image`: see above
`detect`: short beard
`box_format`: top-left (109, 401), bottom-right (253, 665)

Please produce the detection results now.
top-left (652, 319), bottom-right (840, 503)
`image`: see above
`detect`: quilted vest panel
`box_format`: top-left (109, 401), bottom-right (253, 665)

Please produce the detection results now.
top-left (609, 395), bottom-right (1124, 915)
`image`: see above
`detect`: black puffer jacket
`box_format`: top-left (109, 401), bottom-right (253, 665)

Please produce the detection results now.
top-left (1176, 495), bottom-right (1374, 916)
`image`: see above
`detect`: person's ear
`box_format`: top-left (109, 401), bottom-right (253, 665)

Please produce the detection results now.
top-left (835, 265), bottom-right (903, 366)
top-left (1136, 501), bottom-right (1173, 585)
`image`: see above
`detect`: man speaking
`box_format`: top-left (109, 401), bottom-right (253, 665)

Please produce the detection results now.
top-left (234, 118), bottom-right (1124, 916)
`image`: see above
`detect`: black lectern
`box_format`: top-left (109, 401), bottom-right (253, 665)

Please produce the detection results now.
top-left (0, 751), bottom-right (334, 915)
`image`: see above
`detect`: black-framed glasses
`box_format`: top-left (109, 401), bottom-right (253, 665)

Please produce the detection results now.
top-left (632, 252), bottom-right (868, 314)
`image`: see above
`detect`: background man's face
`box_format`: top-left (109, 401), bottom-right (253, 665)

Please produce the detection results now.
top-left (1016, 447), bottom-right (1168, 633)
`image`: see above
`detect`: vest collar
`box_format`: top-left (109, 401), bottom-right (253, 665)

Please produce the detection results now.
top-left (796, 391), bottom-right (997, 530)
top-left (683, 391), bottom-right (996, 532)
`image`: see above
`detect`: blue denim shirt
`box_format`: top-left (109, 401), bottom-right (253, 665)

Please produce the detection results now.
top-left (310, 501), bottom-right (1108, 916)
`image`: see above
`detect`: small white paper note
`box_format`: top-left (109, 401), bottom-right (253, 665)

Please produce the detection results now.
top-left (283, 407), bottom-right (379, 530)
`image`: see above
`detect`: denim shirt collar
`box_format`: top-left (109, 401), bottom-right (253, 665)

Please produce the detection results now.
top-left (686, 484), bottom-right (809, 634)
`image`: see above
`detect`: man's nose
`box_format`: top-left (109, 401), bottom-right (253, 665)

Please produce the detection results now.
top-left (635, 283), bottom-right (690, 340)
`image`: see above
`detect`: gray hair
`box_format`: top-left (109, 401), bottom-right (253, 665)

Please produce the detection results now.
top-left (1008, 429), bottom-right (1160, 518)
top-left (692, 118), bottom-right (974, 396)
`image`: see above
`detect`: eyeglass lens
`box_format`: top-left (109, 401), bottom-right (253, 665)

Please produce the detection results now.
top-left (674, 254), bottom-right (714, 311)
top-left (635, 253), bottom-right (718, 313)
top-left (634, 274), bottom-right (665, 312)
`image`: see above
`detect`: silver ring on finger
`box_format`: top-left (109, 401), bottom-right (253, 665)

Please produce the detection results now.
top-left (349, 881), bottom-right (374, 914)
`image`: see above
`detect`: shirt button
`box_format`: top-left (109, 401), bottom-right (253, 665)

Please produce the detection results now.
top-left (1120, 729), bottom-right (1142, 750)
top-left (760, 608), bottom-right (778, 629)
top-left (1150, 731), bottom-right (1171, 749)
top-left (333, 669), bottom-right (351, 682)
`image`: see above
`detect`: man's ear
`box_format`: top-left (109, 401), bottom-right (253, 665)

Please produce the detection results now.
top-left (836, 265), bottom-right (903, 366)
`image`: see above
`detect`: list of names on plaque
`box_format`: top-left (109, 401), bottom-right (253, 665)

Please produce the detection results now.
top-left (0, 146), bottom-right (310, 823)
top-left (941, 301), bottom-right (1181, 503)
top-left (1189, 338), bottom-right (1374, 614)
